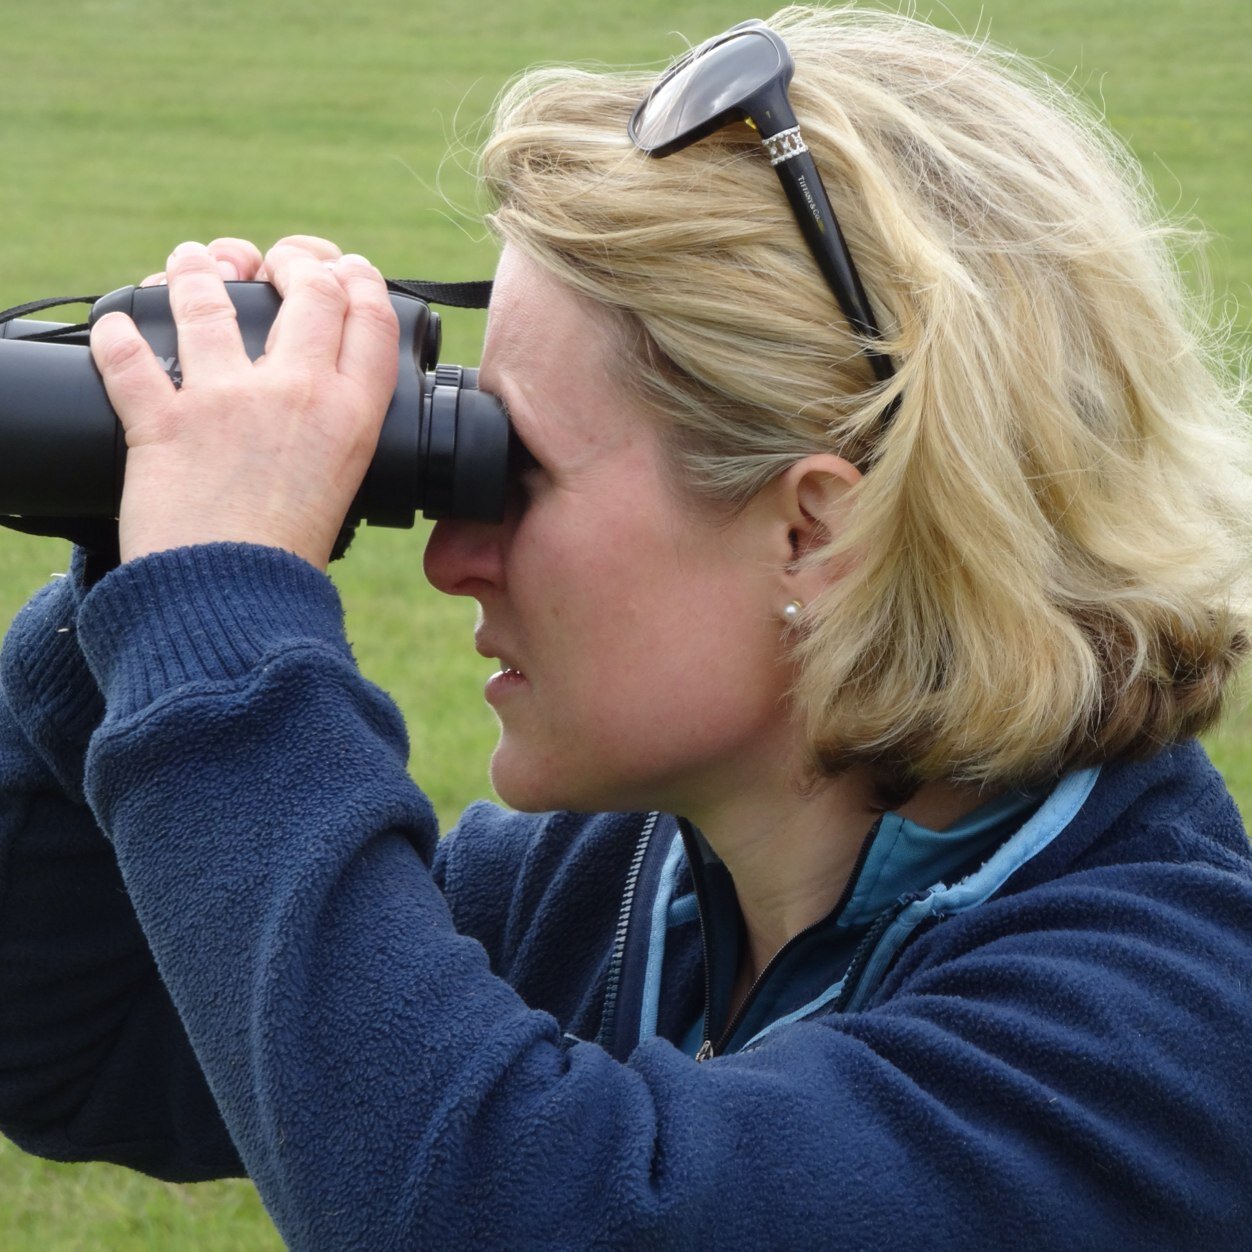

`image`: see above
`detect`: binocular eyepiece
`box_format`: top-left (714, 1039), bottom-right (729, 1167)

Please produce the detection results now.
top-left (0, 282), bottom-right (511, 537)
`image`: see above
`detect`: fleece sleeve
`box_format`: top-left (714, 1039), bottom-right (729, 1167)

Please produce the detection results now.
top-left (76, 544), bottom-right (1252, 1251)
top-left (0, 554), bottom-right (242, 1180)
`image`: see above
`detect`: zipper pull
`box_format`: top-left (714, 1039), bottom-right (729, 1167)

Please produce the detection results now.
top-left (695, 1040), bottom-right (715, 1063)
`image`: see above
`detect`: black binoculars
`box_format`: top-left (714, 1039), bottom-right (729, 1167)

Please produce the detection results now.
top-left (0, 282), bottom-right (511, 537)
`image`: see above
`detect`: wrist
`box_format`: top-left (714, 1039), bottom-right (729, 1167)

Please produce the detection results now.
top-left (79, 543), bottom-right (352, 721)
top-left (119, 489), bottom-right (344, 573)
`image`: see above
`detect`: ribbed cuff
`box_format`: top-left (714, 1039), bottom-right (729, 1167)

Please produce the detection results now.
top-left (78, 544), bottom-right (351, 722)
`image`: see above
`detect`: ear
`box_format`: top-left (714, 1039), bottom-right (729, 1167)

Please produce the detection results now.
top-left (766, 454), bottom-right (862, 603)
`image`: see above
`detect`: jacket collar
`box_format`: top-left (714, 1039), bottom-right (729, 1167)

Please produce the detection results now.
top-left (611, 770), bottom-right (1098, 1060)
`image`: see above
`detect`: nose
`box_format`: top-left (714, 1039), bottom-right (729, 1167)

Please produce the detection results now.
top-left (423, 516), bottom-right (507, 596)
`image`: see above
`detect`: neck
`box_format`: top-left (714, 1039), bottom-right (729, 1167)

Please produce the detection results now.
top-left (686, 765), bottom-right (988, 989)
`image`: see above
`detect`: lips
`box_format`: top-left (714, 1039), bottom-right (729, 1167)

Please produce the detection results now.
top-left (482, 652), bottom-right (530, 707)
top-left (475, 631), bottom-right (526, 680)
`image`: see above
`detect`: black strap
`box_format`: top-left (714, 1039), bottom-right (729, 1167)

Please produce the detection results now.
top-left (17, 322), bottom-right (91, 342)
top-left (0, 279), bottom-right (492, 338)
top-left (0, 295), bottom-right (99, 342)
top-left (0, 294), bottom-right (100, 323)
top-left (385, 278), bottom-right (493, 308)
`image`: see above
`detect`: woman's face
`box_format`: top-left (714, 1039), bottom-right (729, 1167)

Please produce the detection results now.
top-left (423, 246), bottom-right (796, 815)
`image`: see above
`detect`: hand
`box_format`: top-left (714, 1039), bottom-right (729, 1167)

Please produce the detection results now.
top-left (90, 239), bottom-right (399, 570)
top-left (137, 234), bottom-right (342, 287)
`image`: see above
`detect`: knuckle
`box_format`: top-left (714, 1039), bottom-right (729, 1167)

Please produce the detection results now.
top-left (277, 234), bottom-right (342, 259)
top-left (168, 247), bottom-right (217, 275)
top-left (100, 332), bottom-right (155, 375)
top-left (300, 269), bottom-right (350, 309)
top-left (208, 237), bottom-right (264, 275)
top-left (261, 243), bottom-right (298, 276)
top-left (209, 235), bottom-right (261, 257)
top-left (178, 290), bottom-right (238, 327)
top-left (352, 295), bottom-right (400, 340)
top-left (270, 367), bottom-right (320, 411)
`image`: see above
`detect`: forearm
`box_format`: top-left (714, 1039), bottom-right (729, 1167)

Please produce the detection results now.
top-left (76, 546), bottom-right (694, 1248)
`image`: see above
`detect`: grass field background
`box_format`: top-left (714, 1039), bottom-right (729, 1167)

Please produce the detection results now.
top-left (0, 0), bottom-right (1248, 1246)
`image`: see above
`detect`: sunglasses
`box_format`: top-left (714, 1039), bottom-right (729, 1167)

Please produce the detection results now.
top-left (629, 20), bottom-right (898, 416)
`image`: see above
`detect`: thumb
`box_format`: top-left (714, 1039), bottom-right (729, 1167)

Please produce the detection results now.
top-left (90, 311), bottom-right (177, 437)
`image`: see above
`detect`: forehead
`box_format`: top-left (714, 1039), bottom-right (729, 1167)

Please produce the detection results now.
top-left (482, 246), bottom-right (613, 373)
top-left (480, 246), bottom-right (639, 458)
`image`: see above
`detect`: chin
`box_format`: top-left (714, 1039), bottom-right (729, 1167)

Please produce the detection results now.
top-left (490, 762), bottom-right (596, 814)
top-left (489, 742), bottom-right (648, 816)
top-left (489, 745), bottom-right (567, 813)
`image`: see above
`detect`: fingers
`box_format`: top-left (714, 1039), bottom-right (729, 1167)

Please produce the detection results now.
top-left (123, 235), bottom-right (387, 397)
top-left (139, 237), bottom-right (265, 288)
top-left (90, 311), bottom-right (177, 434)
top-left (262, 245), bottom-right (352, 369)
top-left (332, 255), bottom-right (400, 392)
top-left (256, 235), bottom-right (343, 282)
top-left (163, 241), bottom-right (248, 381)
top-left (207, 237), bottom-right (264, 282)
top-left (140, 233), bottom-right (342, 289)
top-left (261, 249), bottom-right (396, 397)
top-left (257, 237), bottom-right (352, 356)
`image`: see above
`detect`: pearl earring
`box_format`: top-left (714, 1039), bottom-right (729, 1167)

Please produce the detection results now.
top-left (782, 600), bottom-right (804, 626)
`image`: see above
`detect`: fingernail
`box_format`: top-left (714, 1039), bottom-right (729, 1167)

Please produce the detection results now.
top-left (170, 241), bottom-right (209, 259)
top-left (338, 253), bottom-right (372, 269)
top-left (217, 260), bottom-right (240, 281)
top-left (91, 310), bottom-right (133, 333)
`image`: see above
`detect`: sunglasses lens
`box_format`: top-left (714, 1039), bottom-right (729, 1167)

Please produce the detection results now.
top-left (630, 27), bottom-right (789, 155)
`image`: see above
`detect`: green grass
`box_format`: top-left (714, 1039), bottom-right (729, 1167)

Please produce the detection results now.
top-left (0, 0), bottom-right (1248, 1246)
top-left (0, 1144), bottom-right (279, 1252)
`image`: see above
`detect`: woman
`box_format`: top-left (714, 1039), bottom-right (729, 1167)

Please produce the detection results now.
top-left (2, 6), bottom-right (1251, 1248)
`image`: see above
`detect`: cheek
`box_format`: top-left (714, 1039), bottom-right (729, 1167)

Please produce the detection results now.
top-left (507, 487), bottom-right (784, 691)
top-left (530, 504), bottom-right (775, 691)
top-left (490, 547), bottom-right (790, 811)
top-left (559, 568), bottom-right (785, 753)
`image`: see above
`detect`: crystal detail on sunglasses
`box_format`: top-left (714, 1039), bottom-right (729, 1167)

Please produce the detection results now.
top-left (763, 126), bottom-right (808, 167)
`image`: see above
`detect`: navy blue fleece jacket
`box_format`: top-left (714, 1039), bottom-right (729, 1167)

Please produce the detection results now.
top-left (1, 543), bottom-right (1251, 1250)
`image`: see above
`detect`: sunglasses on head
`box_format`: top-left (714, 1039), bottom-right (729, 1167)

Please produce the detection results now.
top-left (629, 19), bottom-right (898, 427)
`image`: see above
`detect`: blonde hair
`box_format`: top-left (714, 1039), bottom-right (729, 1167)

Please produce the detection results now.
top-left (481, 4), bottom-right (1252, 788)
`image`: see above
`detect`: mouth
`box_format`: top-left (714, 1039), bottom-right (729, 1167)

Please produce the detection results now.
top-left (483, 659), bottom-right (529, 706)
top-left (475, 632), bottom-right (527, 682)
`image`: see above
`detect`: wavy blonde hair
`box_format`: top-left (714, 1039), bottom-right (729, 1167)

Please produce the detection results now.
top-left (481, 4), bottom-right (1252, 788)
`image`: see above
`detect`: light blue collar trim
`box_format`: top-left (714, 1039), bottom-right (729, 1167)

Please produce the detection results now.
top-left (924, 766), bottom-right (1100, 913)
top-left (638, 831), bottom-right (688, 1045)
top-left (642, 766), bottom-right (1102, 1052)
top-left (831, 765), bottom-right (1102, 1017)
top-left (840, 787), bottom-right (1043, 928)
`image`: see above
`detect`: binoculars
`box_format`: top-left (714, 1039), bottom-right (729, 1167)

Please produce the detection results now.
top-left (0, 282), bottom-right (511, 537)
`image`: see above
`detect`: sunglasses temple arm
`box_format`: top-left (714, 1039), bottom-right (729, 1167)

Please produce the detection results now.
top-left (772, 149), bottom-right (895, 385)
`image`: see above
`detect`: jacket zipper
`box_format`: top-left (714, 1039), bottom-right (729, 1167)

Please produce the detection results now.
top-left (695, 817), bottom-right (884, 1061)
top-left (830, 891), bottom-right (927, 1014)
top-left (678, 820), bottom-right (717, 1063)
top-left (598, 812), bottom-right (661, 1052)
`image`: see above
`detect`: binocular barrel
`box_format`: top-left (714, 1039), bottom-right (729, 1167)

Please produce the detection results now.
top-left (0, 283), bottom-right (511, 529)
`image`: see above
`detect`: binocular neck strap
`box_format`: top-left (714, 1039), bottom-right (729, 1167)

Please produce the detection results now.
top-left (0, 295), bottom-right (99, 341)
top-left (385, 278), bottom-right (493, 308)
top-left (0, 278), bottom-right (494, 344)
